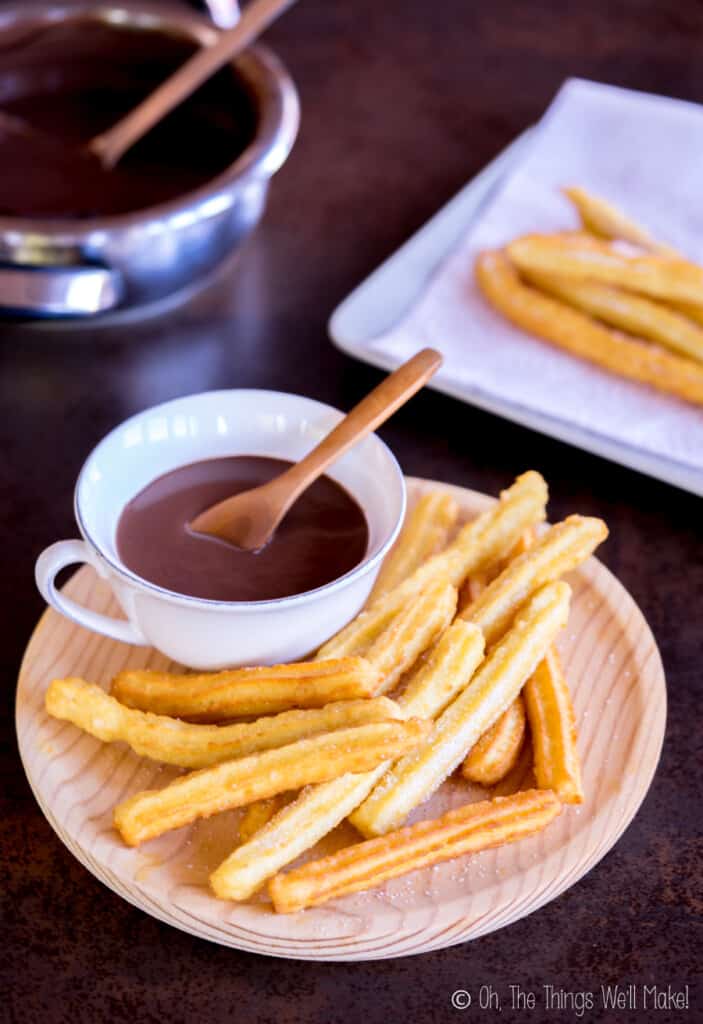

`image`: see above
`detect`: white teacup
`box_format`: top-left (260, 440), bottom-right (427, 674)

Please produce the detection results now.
top-left (35, 390), bottom-right (406, 669)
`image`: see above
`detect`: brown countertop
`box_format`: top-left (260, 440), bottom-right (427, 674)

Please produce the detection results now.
top-left (2, 0), bottom-right (700, 1020)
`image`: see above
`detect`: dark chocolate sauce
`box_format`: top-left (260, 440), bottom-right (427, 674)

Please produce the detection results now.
top-left (116, 457), bottom-right (369, 602)
top-left (0, 21), bottom-right (257, 218)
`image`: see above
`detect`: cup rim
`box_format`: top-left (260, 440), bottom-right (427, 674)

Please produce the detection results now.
top-left (73, 389), bottom-right (407, 612)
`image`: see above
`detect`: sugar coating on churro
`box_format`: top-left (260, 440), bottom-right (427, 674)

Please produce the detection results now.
top-left (462, 694), bottom-right (527, 786)
top-left (111, 657), bottom-right (379, 721)
top-left (460, 513), bottom-right (608, 645)
top-left (46, 677), bottom-right (405, 769)
top-left (524, 647), bottom-right (583, 804)
top-left (366, 578), bottom-right (457, 694)
top-left (316, 471), bottom-right (548, 661)
top-left (210, 621), bottom-right (485, 901)
top-left (114, 718), bottom-right (431, 847)
top-left (350, 581), bottom-right (571, 837)
top-left (269, 789), bottom-right (562, 913)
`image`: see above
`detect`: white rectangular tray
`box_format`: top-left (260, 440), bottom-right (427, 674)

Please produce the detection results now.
top-left (329, 131), bottom-right (703, 497)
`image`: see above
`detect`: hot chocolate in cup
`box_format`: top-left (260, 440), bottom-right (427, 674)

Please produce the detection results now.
top-left (35, 390), bottom-right (406, 670)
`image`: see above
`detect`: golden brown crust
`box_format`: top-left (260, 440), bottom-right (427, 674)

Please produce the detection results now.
top-left (268, 789), bottom-right (562, 913)
top-left (349, 581), bottom-right (571, 838)
top-left (522, 268), bottom-right (703, 364)
top-left (316, 471), bottom-right (548, 661)
top-left (114, 718), bottom-right (431, 846)
top-left (460, 514), bottom-right (608, 646)
top-left (523, 647), bottom-right (584, 803)
top-left (461, 694), bottom-right (526, 785)
top-left (476, 249), bottom-right (703, 407)
top-left (46, 678), bottom-right (405, 769)
top-left (210, 622), bottom-right (485, 901)
top-left (562, 186), bottom-right (678, 254)
top-left (365, 578), bottom-right (457, 694)
top-left (507, 232), bottom-right (703, 303)
top-left (111, 657), bottom-right (379, 721)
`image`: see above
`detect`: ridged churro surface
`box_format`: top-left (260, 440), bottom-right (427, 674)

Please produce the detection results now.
top-left (270, 789), bottom-right (562, 913)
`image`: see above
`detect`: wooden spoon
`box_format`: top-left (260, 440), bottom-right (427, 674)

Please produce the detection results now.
top-left (90, 0), bottom-right (299, 169)
top-left (191, 349), bottom-right (443, 550)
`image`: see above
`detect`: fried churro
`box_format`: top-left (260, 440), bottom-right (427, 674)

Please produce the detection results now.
top-left (210, 775), bottom-right (380, 900)
top-left (460, 514), bottom-right (607, 646)
top-left (365, 578), bottom-right (457, 694)
top-left (349, 581), bottom-right (570, 838)
top-left (210, 621), bottom-right (485, 901)
top-left (507, 232), bottom-right (703, 305)
top-left (523, 270), bottom-right (703, 366)
top-left (370, 491), bottom-right (458, 600)
top-left (461, 695), bottom-right (527, 786)
top-left (114, 718), bottom-right (431, 846)
top-left (111, 657), bottom-right (378, 722)
top-left (523, 647), bottom-right (583, 803)
top-left (46, 678), bottom-right (403, 769)
top-left (459, 549), bottom-right (524, 785)
top-left (238, 795), bottom-right (292, 844)
top-left (397, 620), bottom-right (485, 719)
top-left (491, 737), bottom-right (536, 797)
top-left (523, 269), bottom-right (703, 365)
top-left (476, 250), bottom-right (703, 407)
top-left (317, 471), bottom-right (548, 661)
top-left (562, 186), bottom-right (678, 255)
top-left (269, 789), bottom-right (562, 912)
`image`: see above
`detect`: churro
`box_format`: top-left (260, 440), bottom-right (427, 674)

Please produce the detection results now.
top-left (461, 695), bottom-right (526, 786)
top-left (317, 471), bottom-right (547, 661)
top-left (458, 549), bottom-right (524, 784)
top-left (476, 250), bottom-right (703, 407)
top-left (523, 269), bottom-right (703, 365)
top-left (491, 737), bottom-right (536, 797)
top-left (507, 232), bottom-right (703, 306)
top-left (562, 186), bottom-right (678, 255)
top-left (397, 619), bottom-right (485, 719)
top-left (210, 775), bottom-right (380, 901)
top-left (365, 578), bottom-right (457, 693)
top-left (111, 657), bottom-right (378, 722)
top-left (370, 491), bottom-right (458, 600)
top-left (523, 647), bottom-right (583, 803)
top-left (238, 795), bottom-right (292, 843)
top-left (269, 789), bottom-right (562, 912)
top-left (460, 514), bottom-right (607, 646)
top-left (210, 621), bottom-right (485, 900)
top-left (349, 581), bottom-right (570, 837)
top-left (667, 298), bottom-right (703, 328)
top-left (45, 677), bottom-right (403, 769)
top-left (114, 718), bottom-right (431, 846)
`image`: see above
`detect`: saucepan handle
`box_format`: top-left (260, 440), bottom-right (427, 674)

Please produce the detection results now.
top-left (35, 540), bottom-right (147, 645)
top-left (0, 264), bottom-right (123, 316)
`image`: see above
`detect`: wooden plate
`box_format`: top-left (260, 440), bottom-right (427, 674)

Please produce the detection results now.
top-left (16, 478), bottom-right (666, 961)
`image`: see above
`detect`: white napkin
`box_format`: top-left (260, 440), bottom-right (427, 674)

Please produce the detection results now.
top-left (369, 78), bottom-right (703, 475)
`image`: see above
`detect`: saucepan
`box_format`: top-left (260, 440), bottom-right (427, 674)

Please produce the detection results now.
top-left (0, 2), bottom-right (299, 317)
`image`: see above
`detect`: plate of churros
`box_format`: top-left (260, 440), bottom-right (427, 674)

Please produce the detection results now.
top-left (17, 472), bottom-right (665, 960)
top-left (331, 79), bottom-right (703, 496)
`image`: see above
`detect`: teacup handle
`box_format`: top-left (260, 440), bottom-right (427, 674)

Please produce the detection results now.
top-left (35, 540), bottom-right (148, 646)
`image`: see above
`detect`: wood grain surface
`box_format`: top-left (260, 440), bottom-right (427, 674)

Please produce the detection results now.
top-left (15, 478), bottom-right (666, 961)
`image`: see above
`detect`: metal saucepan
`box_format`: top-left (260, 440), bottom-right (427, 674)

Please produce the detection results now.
top-left (0, 2), bottom-right (299, 318)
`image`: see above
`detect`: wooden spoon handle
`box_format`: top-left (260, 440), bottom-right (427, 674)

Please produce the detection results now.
top-left (90, 0), bottom-right (298, 169)
top-left (273, 348), bottom-right (443, 506)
